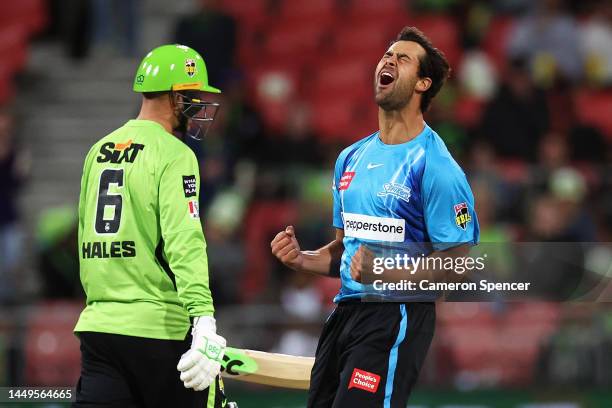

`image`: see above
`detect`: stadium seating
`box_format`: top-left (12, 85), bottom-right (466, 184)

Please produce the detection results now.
top-left (0, 0), bottom-right (47, 35)
top-left (329, 22), bottom-right (391, 63)
top-left (305, 58), bottom-right (373, 100)
top-left (261, 19), bottom-right (332, 63)
top-left (453, 95), bottom-right (486, 129)
top-left (0, 0), bottom-right (47, 105)
top-left (574, 89), bottom-right (612, 140)
top-left (0, 64), bottom-right (15, 105)
top-left (0, 30), bottom-right (24, 104)
top-left (276, 0), bottom-right (338, 21)
top-left (482, 16), bottom-right (517, 72)
top-left (496, 159), bottom-right (530, 184)
top-left (309, 94), bottom-right (378, 141)
top-left (219, 0), bottom-right (270, 25)
top-left (246, 62), bottom-right (303, 131)
top-left (436, 303), bottom-right (561, 386)
top-left (310, 96), bottom-right (360, 140)
top-left (345, 0), bottom-right (409, 21)
top-left (241, 201), bottom-right (299, 302)
top-left (0, 24), bottom-right (29, 74)
top-left (23, 302), bottom-right (81, 386)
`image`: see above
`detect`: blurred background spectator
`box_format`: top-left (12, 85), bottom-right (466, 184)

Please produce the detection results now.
top-left (0, 0), bottom-right (611, 405)
top-left (508, 0), bottom-right (583, 85)
top-left (173, 0), bottom-right (237, 87)
top-left (0, 108), bottom-right (29, 304)
top-left (91, 0), bottom-right (140, 57)
top-left (478, 56), bottom-right (549, 161)
top-left (580, 1), bottom-right (612, 87)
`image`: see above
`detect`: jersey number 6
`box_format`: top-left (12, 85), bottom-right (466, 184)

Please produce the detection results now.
top-left (95, 169), bottom-right (124, 234)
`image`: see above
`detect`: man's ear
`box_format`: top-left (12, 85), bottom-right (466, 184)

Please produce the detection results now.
top-left (170, 91), bottom-right (181, 113)
top-left (416, 77), bottom-right (432, 93)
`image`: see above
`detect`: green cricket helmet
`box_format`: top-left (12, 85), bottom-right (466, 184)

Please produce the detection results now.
top-left (133, 44), bottom-right (221, 93)
top-left (133, 44), bottom-right (221, 140)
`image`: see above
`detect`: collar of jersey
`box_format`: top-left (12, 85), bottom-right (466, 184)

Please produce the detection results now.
top-left (126, 119), bottom-right (167, 132)
top-left (374, 123), bottom-right (430, 150)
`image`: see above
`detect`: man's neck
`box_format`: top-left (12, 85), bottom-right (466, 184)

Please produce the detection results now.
top-left (136, 97), bottom-right (174, 134)
top-left (378, 103), bottom-right (425, 145)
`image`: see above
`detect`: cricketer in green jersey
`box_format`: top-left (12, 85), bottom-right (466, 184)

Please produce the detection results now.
top-left (73, 44), bottom-right (233, 408)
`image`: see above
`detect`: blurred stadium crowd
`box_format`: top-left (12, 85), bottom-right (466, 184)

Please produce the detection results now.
top-left (1, 0), bottom-right (612, 398)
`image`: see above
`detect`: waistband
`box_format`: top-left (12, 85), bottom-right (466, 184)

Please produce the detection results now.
top-left (337, 299), bottom-right (435, 307)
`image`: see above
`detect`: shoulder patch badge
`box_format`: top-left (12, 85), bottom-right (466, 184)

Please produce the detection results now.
top-left (454, 202), bottom-right (472, 230)
top-left (188, 200), bottom-right (200, 219)
top-left (183, 175), bottom-right (197, 197)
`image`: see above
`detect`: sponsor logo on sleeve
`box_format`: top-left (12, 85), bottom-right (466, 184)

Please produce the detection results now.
top-left (377, 182), bottom-right (411, 203)
top-left (342, 212), bottom-right (405, 242)
top-left (454, 202), bottom-right (472, 230)
top-left (338, 171), bottom-right (356, 191)
top-left (183, 175), bottom-right (197, 197)
top-left (188, 199), bottom-right (199, 219)
top-left (348, 368), bottom-right (380, 393)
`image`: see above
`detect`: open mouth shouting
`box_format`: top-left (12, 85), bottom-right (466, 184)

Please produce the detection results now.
top-left (378, 68), bottom-right (396, 88)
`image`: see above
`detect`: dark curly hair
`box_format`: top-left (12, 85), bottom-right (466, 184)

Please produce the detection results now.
top-left (392, 27), bottom-right (450, 113)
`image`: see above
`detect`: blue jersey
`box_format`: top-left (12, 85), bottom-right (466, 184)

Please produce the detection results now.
top-left (332, 124), bottom-right (479, 302)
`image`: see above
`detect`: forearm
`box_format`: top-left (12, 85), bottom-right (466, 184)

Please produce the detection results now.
top-left (298, 240), bottom-right (344, 277)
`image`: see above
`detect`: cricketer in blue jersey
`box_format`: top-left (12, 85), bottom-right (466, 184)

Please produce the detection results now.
top-left (271, 27), bottom-right (479, 408)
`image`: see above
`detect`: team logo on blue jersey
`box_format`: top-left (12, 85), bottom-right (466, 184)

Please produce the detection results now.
top-left (454, 202), bottom-right (472, 230)
top-left (377, 182), bottom-right (411, 203)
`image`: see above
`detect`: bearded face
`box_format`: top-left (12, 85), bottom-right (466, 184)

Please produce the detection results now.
top-left (374, 41), bottom-right (426, 112)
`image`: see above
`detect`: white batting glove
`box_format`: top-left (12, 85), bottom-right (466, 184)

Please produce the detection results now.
top-left (177, 316), bottom-right (226, 391)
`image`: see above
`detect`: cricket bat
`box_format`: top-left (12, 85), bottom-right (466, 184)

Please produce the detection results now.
top-left (220, 347), bottom-right (314, 390)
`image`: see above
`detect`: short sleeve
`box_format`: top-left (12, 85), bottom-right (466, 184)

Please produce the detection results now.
top-left (159, 149), bottom-right (202, 234)
top-left (422, 156), bottom-right (480, 251)
top-left (332, 154), bottom-right (344, 229)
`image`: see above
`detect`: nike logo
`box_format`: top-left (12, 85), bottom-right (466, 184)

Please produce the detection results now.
top-left (367, 163), bottom-right (384, 169)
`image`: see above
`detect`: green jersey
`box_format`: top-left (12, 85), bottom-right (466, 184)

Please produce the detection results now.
top-left (74, 119), bottom-right (213, 340)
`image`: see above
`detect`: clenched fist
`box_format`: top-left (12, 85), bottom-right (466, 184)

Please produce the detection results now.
top-left (350, 245), bottom-right (375, 283)
top-left (271, 226), bottom-right (304, 271)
